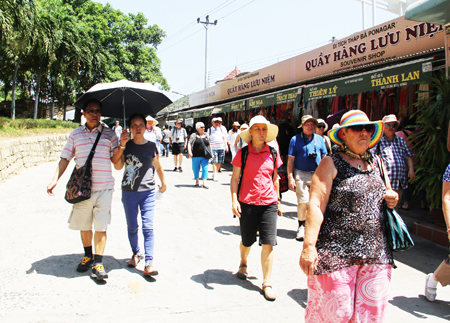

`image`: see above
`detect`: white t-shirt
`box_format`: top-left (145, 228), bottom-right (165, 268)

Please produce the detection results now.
top-left (208, 125), bottom-right (227, 150)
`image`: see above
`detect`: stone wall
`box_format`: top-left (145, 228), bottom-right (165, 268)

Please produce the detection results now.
top-left (0, 134), bottom-right (68, 182)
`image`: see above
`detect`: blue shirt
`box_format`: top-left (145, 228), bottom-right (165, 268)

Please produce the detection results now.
top-left (288, 133), bottom-right (327, 171)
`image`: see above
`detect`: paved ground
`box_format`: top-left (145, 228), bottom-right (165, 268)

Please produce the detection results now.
top-left (0, 154), bottom-right (449, 322)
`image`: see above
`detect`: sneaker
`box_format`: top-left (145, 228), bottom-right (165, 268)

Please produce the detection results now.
top-left (173, 167), bottom-right (178, 172)
top-left (127, 253), bottom-right (141, 268)
top-left (179, 167), bottom-right (183, 173)
top-left (296, 226), bottom-right (305, 241)
top-left (425, 273), bottom-right (437, 302)
top-left (143, 264), bottom-right (159, 277)
top-left (213, 173), bottom-right (218, 182)
top-left (77, 256), bottom-right (93, 272)
top-left (91, 263), bottom-right (108, 280)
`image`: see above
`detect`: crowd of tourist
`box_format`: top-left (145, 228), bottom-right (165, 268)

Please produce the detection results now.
top-left (47, 100), bottom-right (449, 321)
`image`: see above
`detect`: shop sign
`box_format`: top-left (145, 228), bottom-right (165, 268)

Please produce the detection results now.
top-left (247, 93), bottom-right (276, 109)
top-left (178, 111), bottom-right (192, 119)
top-left (189, 16), bottom-right (444, 107)
top-left (276, 88), bottom-right (301, 104)
top-left (193, 108), bottom-right (212, 118)
top-left (304, 60), bottom-right (432, 101)
top-left (230, 100), bottom-right (245, 111)
top-left (168, 114), bottom-right (178, 120)
top-left (212, 103), bottom-right (231, 114)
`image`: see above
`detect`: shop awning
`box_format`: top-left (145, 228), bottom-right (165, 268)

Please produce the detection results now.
top-left (405, 0), bottom-right (450, 26)
top-left (304, 59), bottom-right (433, 101)
top-left (247, 92), bottom-right (277, 109)
top-left (275, 87), bottom-right (302, 105)
top-left (192, 106), bottom-right (213, 118)
top-left (178, 110), bottom-right (193, 119)
top-left (212, 100), bottom-right (246, 114)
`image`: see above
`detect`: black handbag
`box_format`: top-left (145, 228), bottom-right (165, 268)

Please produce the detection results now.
top-left (200, 135), bottom-right (212, 159)
top-left (65, 127), bottom-right (103, 204)
top-left (376, 156), bottom-right (414, 251)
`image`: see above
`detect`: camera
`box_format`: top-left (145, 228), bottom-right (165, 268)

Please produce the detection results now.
top-left (308, 153), bottom-right (317, 159)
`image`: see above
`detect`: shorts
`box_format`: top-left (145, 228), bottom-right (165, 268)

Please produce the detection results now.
top-left (294, 169), bottom-right (314, 204)
top-left (239, 202), bottom-right (278, 247)
top-left (212, 149), bottom-right (225, 164)
top-left (68, 189), bottom-right (113, 231)
top-left (172, 142), bottom-right (185, 155)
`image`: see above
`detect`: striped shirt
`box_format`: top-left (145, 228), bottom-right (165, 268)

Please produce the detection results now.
top-left (61, 124), bottom-right (118, 191)
top-left (208, 126), bottom-right (227, 150)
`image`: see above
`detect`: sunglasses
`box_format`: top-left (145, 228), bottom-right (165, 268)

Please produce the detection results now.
top-left (386, 123), bottom-right (397, 128)
top-left (317, 125), bottom-right (326, 129)
top-left (348, 124), bottom-right (376, 133)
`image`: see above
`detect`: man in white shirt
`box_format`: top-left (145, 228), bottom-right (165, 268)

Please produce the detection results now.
top-left (208, 116), bottom-right (228, 181)
top-left (169, 119), bottom-right (188, 172)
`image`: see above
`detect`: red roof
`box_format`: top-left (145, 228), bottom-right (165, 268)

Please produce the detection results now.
top-left (223, 67), bottom-right (241, 80)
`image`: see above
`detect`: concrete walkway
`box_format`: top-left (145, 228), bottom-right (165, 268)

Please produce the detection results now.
top-left (0, 155), bottom-right (449, 322)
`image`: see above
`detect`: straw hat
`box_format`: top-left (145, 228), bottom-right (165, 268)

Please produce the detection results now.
top-left (145, 115), bottom-right (158, 126)
top-left (239, 115), bottom-right (278, 144)
top-left (316, 118), bottom-right (328, 132)
top-left (382, 114), bottom-right (399, 124)
top-left (327, 110), bottom-right (384, 148)
top-left (232, 121), bottom-right (240, 127)
top-left (298, 115), bottom-right (318, 128)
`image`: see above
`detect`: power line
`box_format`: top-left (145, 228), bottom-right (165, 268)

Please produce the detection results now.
top-left (216, 0), bottom-right (255, 20)
top-left (158, 29), bottom-right (203, 53)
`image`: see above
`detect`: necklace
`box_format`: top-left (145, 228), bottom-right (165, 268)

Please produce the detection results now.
top-left (348, 156), bottom-right (363, 169)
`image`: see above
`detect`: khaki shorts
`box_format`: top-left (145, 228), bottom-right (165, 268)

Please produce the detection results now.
top-left (68, 189), bottom-right (113, 231)
top-left (294, 169), bottom-right (314, 204)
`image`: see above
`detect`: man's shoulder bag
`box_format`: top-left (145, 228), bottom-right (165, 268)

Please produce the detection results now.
top-left (65, 127), bottom-right (103, 204)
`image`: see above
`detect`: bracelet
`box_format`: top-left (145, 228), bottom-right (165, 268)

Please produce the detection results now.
top-left (447, 228), bottom-right (450, 232)
top-left (119, 145), bottom-right (125, 149)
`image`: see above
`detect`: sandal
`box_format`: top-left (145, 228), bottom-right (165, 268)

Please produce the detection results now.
top-left (236, 264), bottom-right (248, 280)
top-left (262, 284), bottom-right (276, 301)
top-left (202, 185), bottom-right (209, 189)
top-left (194, 183), bottom-right (200, 187)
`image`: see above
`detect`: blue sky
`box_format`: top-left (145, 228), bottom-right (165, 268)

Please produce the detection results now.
top-left (96, 0), bottom-right (398, 101)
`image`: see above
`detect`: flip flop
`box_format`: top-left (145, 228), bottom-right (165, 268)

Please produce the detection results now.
top-left (202, 185), bottom-right (209, 189)
top-left (237, 264), bottom-right (247, 280)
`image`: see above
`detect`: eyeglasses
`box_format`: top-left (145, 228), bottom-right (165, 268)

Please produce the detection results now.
top-left (317, 125), bottom-right (326, 129)
top-left (85, 109), bottom-right (101, 114)
top-left (386, 123), bottom-right (397, 128)
top-left (199, 127), bottom-right (205, 128)
top-left (348, 124), bottom-right (375, 133)
top-left (130, 124), bottom-right (145, 129)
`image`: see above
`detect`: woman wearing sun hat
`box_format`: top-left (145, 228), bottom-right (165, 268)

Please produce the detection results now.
top-left (299, 110), bottom-right (399, 322)
top-left (230, 115), bottom-right (283, 301)
top-left (228, 121), bottom-right (241, 161)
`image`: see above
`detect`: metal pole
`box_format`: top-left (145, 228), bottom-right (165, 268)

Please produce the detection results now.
top-left (362, 1), bottom-right (365, 30)
top-left (372, 0), bottom-right (376, 26)
top-left (205, 24), bottom-right (209, 89)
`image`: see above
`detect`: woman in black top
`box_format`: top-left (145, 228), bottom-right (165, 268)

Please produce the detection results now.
top-left (188, 122), bottom-right (212, 189)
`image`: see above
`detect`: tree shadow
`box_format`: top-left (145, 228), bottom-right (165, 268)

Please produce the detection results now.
top-left (215, 225), bottom-right (240, 236)
top-left (277, 228), bottom-right (297, 240)
top-left (389, 295), bottom-right (450, 320)
top-left (287, 288), bottom-right (308, 308)
top-left (174, 184), bottom-right (200, 189)
top-left (281, 211), bottom-right (298, 220)
top-left (26, 253), bottom-right (155, 282)
top-left (190, 269), bottom-right (260, 292)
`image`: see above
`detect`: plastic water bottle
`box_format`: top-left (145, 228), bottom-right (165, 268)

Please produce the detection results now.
top-left (155, 188), bottom-right (164, 200)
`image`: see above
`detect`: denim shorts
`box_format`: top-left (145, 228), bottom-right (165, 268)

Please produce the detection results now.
top-left (239, 202), bottom-right (278, 247)
top-left (212, 149), bottom-right (225, 164)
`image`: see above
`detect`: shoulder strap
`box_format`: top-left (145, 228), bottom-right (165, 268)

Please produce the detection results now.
top-left (88, 126), bottom-right (103, 160)
top-left (237, 146), bottom-right (249, 199)
top-left (269, 146), bottom-right (278, 180)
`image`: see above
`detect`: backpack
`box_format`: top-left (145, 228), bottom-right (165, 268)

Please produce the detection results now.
top-left (237, 145), bottom-right (278, 198)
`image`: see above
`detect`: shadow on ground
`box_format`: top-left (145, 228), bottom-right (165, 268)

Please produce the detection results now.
top-left (389, 295), bottom-right (450, 320)
top-left (26, 254), bottom-right (156, 282)
top-left (191, 269), bottom-right (261, 293)
top-left (287, 288), bottom-right (308, 308)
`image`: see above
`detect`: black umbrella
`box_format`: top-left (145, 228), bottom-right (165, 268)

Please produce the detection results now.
top-left (74, 80), bottom-right (172, 127)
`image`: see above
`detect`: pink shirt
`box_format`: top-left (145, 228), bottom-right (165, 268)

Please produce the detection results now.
top-left (232, 143), bottom-right (283, 205)
top-left (61, 125), bottom-right (118, 191)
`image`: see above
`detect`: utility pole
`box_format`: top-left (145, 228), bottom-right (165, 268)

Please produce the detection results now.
top-left (197, 15), bottom-right (217, 89)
